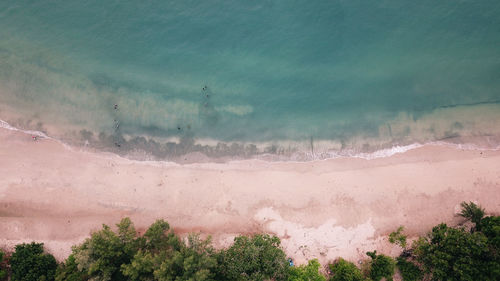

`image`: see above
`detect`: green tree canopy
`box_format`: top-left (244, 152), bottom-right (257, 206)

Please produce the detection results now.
top-left (72, 218), bottom-right (138, 281)
top-left (216, 234), bottom-right (289, 281)
top-left (395, 257), bottom-right (422, 281)
top-left (288, 259), bottom-right (326, 281)
top-left (55, 254), bottom-right (87, 281)
top-left (154, 234), bottom-right (217, 281)
top-left (328, 258), bottom-right (363, 281)
top-left (480, 215), bottom-right (500, 250)
top-left (366, 251), bottom-right (395, 281)
top-left (414, 223), bottom-right (496, 281)
top-left (121, 219), bottom-right (182, 280)
top-left (0, 249), bottom-right (7, 280)
top-left (10, 242), bottom-right (57, 281)
top-left (459, 201), bottom-right (485, 231)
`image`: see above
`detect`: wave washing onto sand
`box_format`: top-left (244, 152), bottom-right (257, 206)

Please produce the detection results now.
top-left (0, 118), bottom-right (72, 150)
top-left (2, 118), bottom-right (499, 165)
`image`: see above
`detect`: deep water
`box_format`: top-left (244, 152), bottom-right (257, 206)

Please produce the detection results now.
top-left (1, 1), bottom-right (500, 160)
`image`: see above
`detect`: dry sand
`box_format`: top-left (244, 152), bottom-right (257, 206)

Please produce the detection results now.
top-left (0, 127), bottom-right (499, 265)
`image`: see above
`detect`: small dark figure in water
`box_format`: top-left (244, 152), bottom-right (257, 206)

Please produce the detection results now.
top-left (177, 126), bottom-right (181, 130)
top-left (114, 142), bottom-right (121, 147)
top-left (202, 85), bottom-right (207, 91)
top-left (114, 104), bottom-right (118, 110)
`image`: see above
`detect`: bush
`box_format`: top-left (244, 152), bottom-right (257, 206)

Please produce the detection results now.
top-left (72, 218), bottom-right (139, 281)
top-left (328, 258), bottom-right (363, 281)
top-left (395, 257), bottom-right (422, 281)
top-left (388, 226), bottom-right (407, 249)
top-left (414, 223), bottom-right (494, 281)
top-left (216, 234), bottom-right (289, 281)
top-left (121, 219), bottom-right (181, 281)
top-left (480, 215), bottom-right (500, 249)
top-left (288, 259), bottom-right (326, 281)
top-left (459, 201), bottom-right (485, 230)
top-left (153, 234), bottom-right (217, 281)
top-left (0, 249), bottom-right (7, 280)
top-left (366, 251), bottom-right (395, 281)
top-left (10, 242), bottom-right (57, 281)
top-left (55, 254), bottom-right (87, 281)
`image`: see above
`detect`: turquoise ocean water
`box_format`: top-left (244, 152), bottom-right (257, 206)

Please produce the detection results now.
top-left (1, 1), bottom-right (500, 160)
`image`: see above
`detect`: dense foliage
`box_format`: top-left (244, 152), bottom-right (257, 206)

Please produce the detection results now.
top-left (328, 258), bottom-right (363, 281)
top-left (459, 201), bottom-right (485, 230)
top-left (0, 249), bottom-right (7, 280)
top-left (216, 234), bottom-right (289, 281)
top-left (366, 251), bottom-right (395, 281)
top-left (395, 257), bottom-right (422, 281)
top-left (288, 259), bottom-right (325, 281)
top-left (10, 242), bottom-right (57, 281)
top-left (0, 201), bottom-right (498, 281)
top-left (414, 223), bottom-right (498, 281)
top-left (395, 201), bottom-right (500, 281)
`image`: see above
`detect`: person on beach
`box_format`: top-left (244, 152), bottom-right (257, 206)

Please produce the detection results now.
top-left (32, 136), bottom-right (37, 141)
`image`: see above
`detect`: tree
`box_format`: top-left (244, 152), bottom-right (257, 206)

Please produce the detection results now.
top-left (55, 254), bottom-right (88, 281)
top-left (328, 258), bottom-right (363, 281)
top-left (154, 234), bottom-right (217, 281)
top-left (388, 226), bottom-right (407, 249)
top-left (10, 242), bottom-right (57, 281)
top-left (478, 216), bottom-right (500, 279)
top-left (216, 234), bottom-right (289, 281)
top-left (121, 251), bottom-right (156, 281)
top-left (288, 259), bottom-right (326, 281)
top-left (480, 215), bottom-right (500, 250)
top-left (395, 257), bottom-right (422, 281)
top-left (459, 201), bottom-right (485, 231)
top-left (414, 223), bottom-right (495, 281)
top-left (366, 251), bottom-right (395, 281)
top-left (72, 218), bottom-right (138, 281)
top-left (121, 219), bottom-right (182, 280)
top-left (0, 249), bottom-right (7, 280)
top-left (142, 219), bottom-right (181, 253)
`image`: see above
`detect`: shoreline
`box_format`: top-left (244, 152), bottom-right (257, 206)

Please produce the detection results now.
top-left (1, 125), bottom-right (500, 265)
top-left (1, 118), bottom-right (499, 165)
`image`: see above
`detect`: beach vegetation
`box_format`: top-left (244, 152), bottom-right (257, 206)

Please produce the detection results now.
top-left (395, 257), bottom-right (422, 281)
top-left (413, 223), bottom-right (497, 281)
top-left (216, 234), bottom-right (289, 281)
top-left (10, 242), bottom-right (57, 281)
top-left (288, 258), bottom-right (326, 281)
top-left (153, 234), bottom-right (217, 281)
top-left (479, 215), bottom-right (500, 250)
top-left (388, 226), bottom-right (407, 249)
top-left (459, 201), bottom-right (485, 231)
top-left (0, 249), bottom-right (7, 280)
top-left (365, 251), bottom-right (395, 281)
top-left (55, 254), bottom-right (87, 281)
top-left (71, 218), bottom-right (137, 281)
top-left (1, 203), bottom-right (498, 281)
top-left (328, 258), bottom-right (363, 281)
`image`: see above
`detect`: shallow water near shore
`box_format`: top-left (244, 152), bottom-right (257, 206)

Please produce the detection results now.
top-left (1, 1), bottom-right (500, 161)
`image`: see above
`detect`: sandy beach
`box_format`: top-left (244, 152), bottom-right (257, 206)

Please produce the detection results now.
top-left (0, 127), bottom-right (499, 265)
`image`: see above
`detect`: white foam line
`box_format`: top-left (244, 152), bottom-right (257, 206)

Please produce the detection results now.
top-left (1, 118), bottom-right (498, 165)
top-left (0, 119), bottom-right (72, 150)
